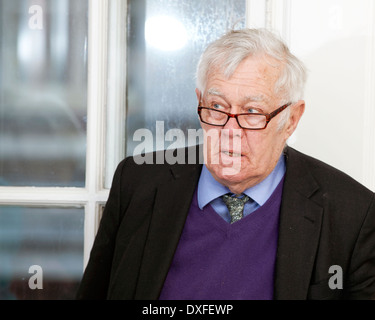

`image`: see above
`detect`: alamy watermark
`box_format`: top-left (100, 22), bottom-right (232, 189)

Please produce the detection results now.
top-left (28, 5), bottom-right (43, 30)
top-left (328, 265), bottom-right (343, 290)
top-left (132, 121), bottom-right (243, 176)
top-left (28, 265), bottom-right (43, 290)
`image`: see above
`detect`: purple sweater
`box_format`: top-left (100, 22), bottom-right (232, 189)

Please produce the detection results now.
top-left (159, 178), bottom-right (284, 300)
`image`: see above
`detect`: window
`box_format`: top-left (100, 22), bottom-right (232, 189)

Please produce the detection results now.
top-left (0, 0), bottom-right (89, 300)
top-left (0, 206), bottom-right (84, 299)
top-left (0, 0), bottom-right (87, 187)
top-left (3, 0), bottom-right (373, 302)
top-left (0, 0), bottom-right (246, 299)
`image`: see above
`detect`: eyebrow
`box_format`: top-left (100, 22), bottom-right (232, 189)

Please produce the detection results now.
top-left (206, 88), bottom-right (225, 98)
top-left (243, 95), bottom-right (267, 103)
top-left (206, 88), bottom-right (268, 104)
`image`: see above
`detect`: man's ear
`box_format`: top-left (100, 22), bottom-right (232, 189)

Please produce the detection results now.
top-left (195, 88), bottom-right (201, 102)
top-left (286, 100), bottom-right (305, 137)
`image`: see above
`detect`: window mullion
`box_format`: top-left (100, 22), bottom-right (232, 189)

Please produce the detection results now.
top-left (84, 0), bottom-right (110, 264)
top-left (105, 0), bottom-right (128, 189)
top-left (0, 187), bottom-right (89, 206)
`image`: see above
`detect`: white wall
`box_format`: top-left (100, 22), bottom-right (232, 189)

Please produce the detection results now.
top-left (247, 0), bottom-right (375, 191)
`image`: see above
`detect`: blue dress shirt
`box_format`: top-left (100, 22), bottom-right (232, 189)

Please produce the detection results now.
top-left (197, 155), bottom-right (286, 223)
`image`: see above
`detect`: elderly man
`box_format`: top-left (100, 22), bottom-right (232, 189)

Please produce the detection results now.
top-left (77, 28), bottom-right (375, 300)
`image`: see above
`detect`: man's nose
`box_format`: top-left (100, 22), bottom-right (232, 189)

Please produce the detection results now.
top-left (223, 116), bottom-right (242, 133)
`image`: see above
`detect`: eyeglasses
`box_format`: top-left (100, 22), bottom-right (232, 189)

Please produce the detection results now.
top-left (197, 102), bottom-right (291, 130)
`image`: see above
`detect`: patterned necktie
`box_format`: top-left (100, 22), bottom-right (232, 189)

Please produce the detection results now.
top-left (222, 193), bottom-right (250, 224)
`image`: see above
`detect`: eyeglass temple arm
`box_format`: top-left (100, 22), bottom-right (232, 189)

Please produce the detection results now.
top-left (267, 102), bottom-right (292, 121)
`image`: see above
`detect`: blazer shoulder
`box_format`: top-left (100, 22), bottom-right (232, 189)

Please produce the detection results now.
top-left (285, 146), bottom-right (374, 198)
top-left (112, 145), bottom-right (203, 187)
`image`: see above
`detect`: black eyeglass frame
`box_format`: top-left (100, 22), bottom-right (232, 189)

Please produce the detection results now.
top-left (197, 102), bottom-right (292, 130)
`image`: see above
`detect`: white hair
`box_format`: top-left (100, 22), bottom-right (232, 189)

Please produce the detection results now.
top-left (196, 28), bottom-right (308, 128)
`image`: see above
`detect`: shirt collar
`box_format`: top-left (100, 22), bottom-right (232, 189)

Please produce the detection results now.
top-left (197, 154), bottom-right (286, 209)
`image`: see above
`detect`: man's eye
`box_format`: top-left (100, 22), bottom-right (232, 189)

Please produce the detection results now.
top-left (213, 104), bottom-right (224, 110)
top-left (247, 108), bottom-right (259, 113)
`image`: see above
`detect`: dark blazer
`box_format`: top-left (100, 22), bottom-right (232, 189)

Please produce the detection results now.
top-left (77, 145), bottom-right (375, 300)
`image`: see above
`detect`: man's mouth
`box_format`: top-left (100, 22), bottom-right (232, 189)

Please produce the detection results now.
top-left (222, 151), bottom-right (242, 157)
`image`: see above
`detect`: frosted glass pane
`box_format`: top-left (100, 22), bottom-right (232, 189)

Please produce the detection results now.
top-left (0, 206), bottom-right (84, 300)
top-left (126, 0), bottom-right (246, 156)
top-left (0, 0), bottom-right (88, 187)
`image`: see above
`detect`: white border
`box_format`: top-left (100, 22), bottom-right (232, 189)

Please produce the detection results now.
top-left (363, 0), bottom-right (375, 191)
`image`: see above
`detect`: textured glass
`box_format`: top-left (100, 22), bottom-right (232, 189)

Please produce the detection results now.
top-left (126, 0), bottom-right (246, 156)
top-left (0, 0), bottom-right (88, 187)
top-left (0, 206), bottom-right (84, 300)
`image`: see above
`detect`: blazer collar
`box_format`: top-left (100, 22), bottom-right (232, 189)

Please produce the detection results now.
top-left (274, 146), bottom-right (324, 299)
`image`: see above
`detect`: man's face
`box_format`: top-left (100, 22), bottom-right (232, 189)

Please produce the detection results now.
top-left (197, 55), bottom-right (305, 194)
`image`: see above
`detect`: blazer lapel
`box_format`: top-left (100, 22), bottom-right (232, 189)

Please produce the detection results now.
top-left (274, 147), bottom-right (324, 300)
top-left (134, 161), bottom-right (202, 299)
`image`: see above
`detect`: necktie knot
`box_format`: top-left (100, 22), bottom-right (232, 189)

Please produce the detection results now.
top-left (222, 193), bottom-right (250, 224)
